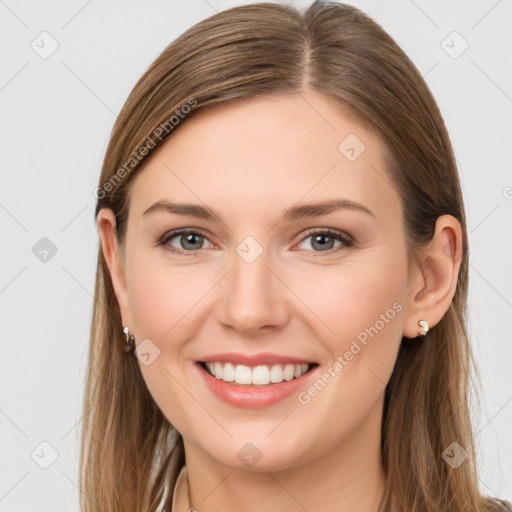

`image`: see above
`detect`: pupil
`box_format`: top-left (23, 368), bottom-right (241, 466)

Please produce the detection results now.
top-left (183, 234), bottom-right (202, 250)
top-left (314, 234), bottom-right (333, 251)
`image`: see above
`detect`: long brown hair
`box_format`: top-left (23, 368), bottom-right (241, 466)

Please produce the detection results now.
top-left (81, 2), bottom-right (500, 510)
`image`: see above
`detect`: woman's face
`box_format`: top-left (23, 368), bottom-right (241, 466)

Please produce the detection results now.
top-left (103, 90), bottom-right (425, 471)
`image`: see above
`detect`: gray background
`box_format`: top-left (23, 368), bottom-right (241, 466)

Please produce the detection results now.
top-left (0, 0), bottom-right (510, 510)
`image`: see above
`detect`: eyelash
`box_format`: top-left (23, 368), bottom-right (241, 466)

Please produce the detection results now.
top-left (157, 228), bottom-right (354, 256)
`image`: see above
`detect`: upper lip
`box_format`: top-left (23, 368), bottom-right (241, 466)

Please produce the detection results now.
top-left (197, 352), bottom-right (316, 366)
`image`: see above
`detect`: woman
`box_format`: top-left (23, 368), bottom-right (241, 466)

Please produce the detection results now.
top-left (81, 1), bottom-right (511, 511)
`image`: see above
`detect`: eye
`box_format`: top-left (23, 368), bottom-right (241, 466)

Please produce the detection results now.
top-left (157, 228), bottom-right (354, 256)
top-left (158, 229), bottom-right (214, 255)
top-left (295, 229), bottom-right (353, 254)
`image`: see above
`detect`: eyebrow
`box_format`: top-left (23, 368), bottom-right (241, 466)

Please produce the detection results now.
top-left (142, 199), bottom-right (375, 222)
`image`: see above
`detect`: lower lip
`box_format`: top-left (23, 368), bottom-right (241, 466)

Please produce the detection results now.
top-left (195, 362), bottom-right (318, 409)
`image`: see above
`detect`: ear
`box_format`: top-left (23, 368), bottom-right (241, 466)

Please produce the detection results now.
top-left (402, 214), bottom-right (464, 339)
top-left (96, 208), bottom-right (133, 330)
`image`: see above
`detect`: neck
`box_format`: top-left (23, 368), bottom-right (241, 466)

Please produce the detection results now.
top-left (181, 395), bottom-right (386, 512)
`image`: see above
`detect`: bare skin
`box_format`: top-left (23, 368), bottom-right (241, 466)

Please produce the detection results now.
top-left (98, 88), bottom-right (462, 512)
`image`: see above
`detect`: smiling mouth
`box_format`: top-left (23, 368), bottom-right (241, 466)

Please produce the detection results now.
top-left (198, 361), bottom-right (319, 386)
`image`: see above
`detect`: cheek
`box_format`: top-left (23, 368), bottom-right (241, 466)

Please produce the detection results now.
top-left (292, 254), bottom-right (406, 353)
top-left (126, 249), bottom-right (213, 342)
top-left (290, 252), bottom-right (407, 415)
top-left (124, 251), bottom-right (211, 432)
top-left (292, 250), bottom-right (407, 422)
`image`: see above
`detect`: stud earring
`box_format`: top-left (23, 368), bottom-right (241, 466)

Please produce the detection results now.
top-left (123, 326), bottom-right (135, 352)
top-left (418, 320), bottom-right (429, 336)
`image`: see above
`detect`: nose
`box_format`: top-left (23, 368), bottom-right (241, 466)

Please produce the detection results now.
top-left (216, 245), bottom-right (290, 336)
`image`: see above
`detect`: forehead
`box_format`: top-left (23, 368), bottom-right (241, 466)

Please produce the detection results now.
top-left (128, 91), bottom-right (401, 227)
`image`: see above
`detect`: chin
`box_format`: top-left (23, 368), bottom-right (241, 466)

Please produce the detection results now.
top-left (201, 433), bottom-right (313, 473)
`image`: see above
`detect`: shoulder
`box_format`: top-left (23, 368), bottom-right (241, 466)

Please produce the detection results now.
top-left (492, 498), bottom-right (512, 511)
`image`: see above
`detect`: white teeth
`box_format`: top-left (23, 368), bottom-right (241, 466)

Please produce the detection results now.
top-left (234, 364), bottom-right (252, 384)
top-left (214, 362), bottom-right (223, 380)
top-left (252, 365), bottom-right (270, 385)
top-left (204, 361), bottom-right (311, 385)
top-left (283, 364), bottom-right (295, 381)
top-left (222, 363), bottom-right (235, 382)
top-left (270, 364), bottom-right (283, 383)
